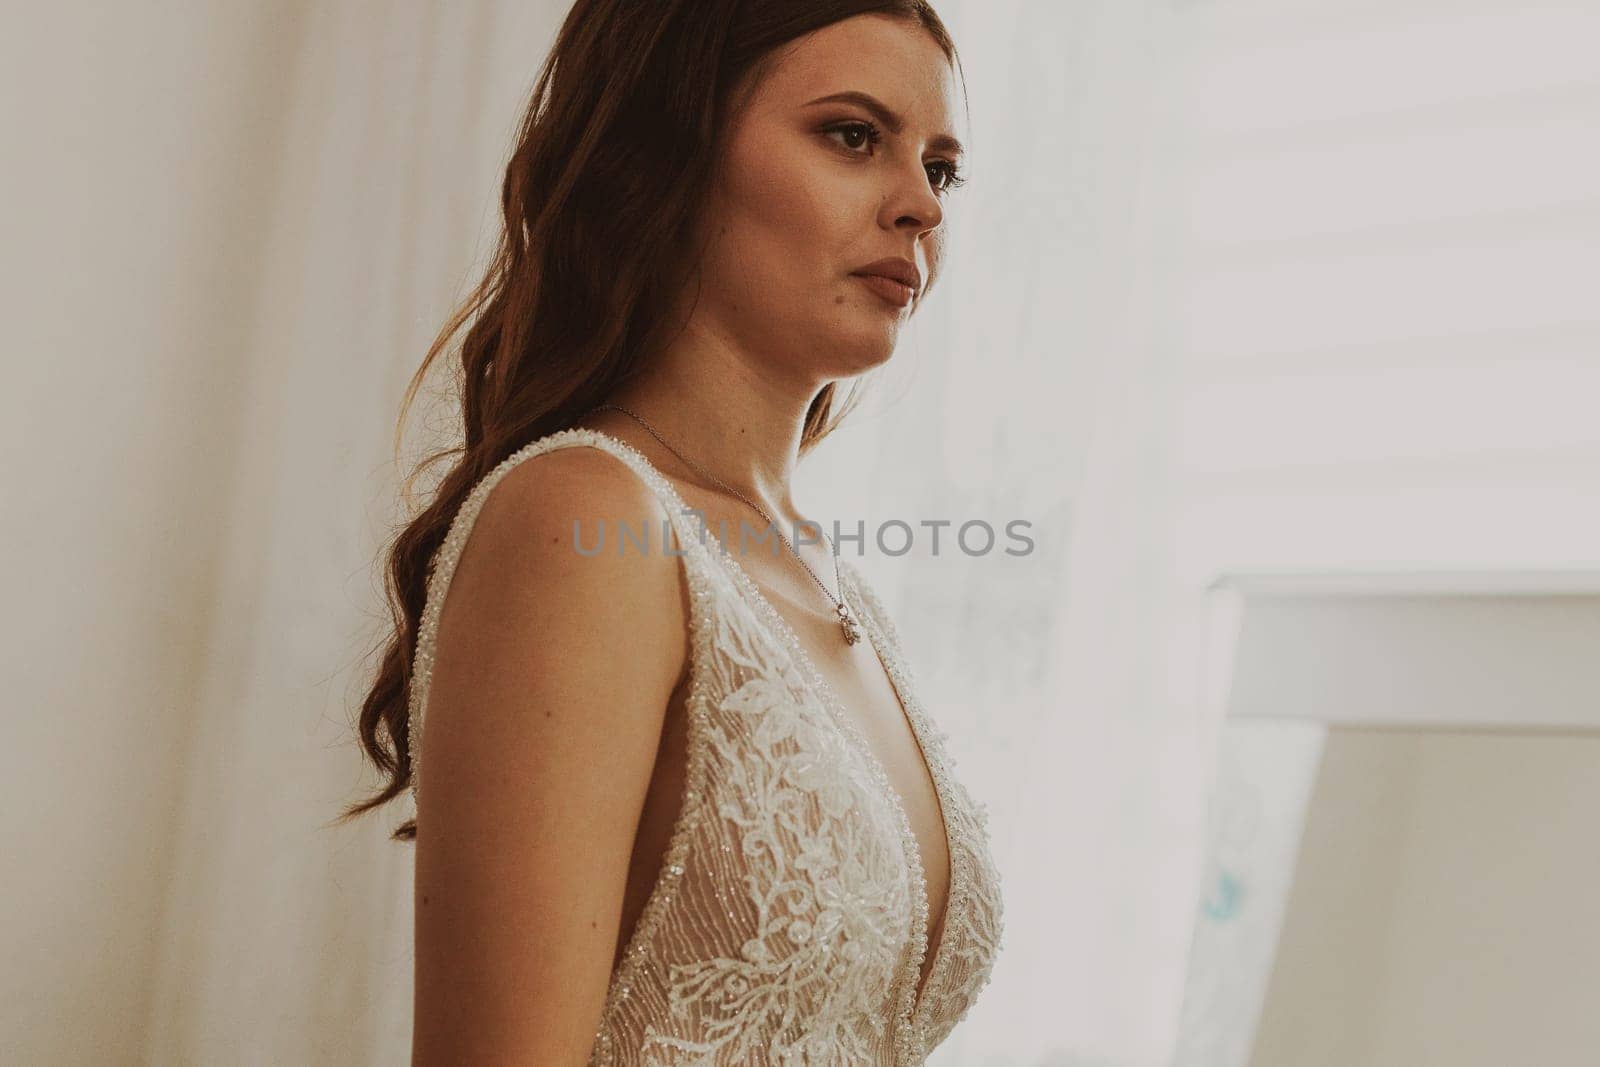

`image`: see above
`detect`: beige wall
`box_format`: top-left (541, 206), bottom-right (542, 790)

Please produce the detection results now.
top-left (2, 5), bottom-right (311, 1062)
top-left (1252, 730), bottom-right (1600, 1066)
top-left (1167, 3), bottom-right (1600, 582)
top-left (2, 2), bottom-right (572, 1061)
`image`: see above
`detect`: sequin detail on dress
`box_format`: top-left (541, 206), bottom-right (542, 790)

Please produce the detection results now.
top-left (407, 428), bottom-right (1004, 1065)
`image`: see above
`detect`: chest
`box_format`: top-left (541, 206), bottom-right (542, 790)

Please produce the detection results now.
top-left (597, 538), bottom-right (1004, 1063)
top-left (619, 577), bottom-right (955, 956)
top-left (665, 489), bottom-right (951, 879)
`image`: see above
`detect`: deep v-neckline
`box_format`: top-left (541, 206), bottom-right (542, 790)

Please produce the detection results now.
top-left (705, 540), bottom-right (955, 1019)
top-left (578, 428), bottom-right (956, 1023)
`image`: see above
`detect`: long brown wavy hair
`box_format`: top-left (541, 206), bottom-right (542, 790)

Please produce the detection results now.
top-left (341, 0), bottom-right (964, 842)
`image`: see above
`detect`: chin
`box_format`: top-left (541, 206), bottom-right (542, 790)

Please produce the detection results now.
top-left (794, 308), bottom-right (903, 377)
top-left (831, 328), bottom-right (900, 375)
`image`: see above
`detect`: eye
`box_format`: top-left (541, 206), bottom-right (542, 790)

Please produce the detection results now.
top-left (926, 159), bottom-right (967, 195)
top-left (822, 119), bottom-right (883, 154)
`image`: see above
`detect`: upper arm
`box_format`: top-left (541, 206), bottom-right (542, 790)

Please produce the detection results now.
top-left (411, 449), bottom-right (688, 1066)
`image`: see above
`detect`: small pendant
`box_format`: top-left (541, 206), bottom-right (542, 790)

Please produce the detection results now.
top-left (837, 602), bottom-right (862, 645)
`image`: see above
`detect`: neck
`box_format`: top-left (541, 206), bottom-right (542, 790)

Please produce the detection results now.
top-left (582, 324), bottom-right (829, 523)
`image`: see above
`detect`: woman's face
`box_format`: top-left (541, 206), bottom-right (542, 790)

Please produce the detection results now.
top-left (686, 14), bottom-right (965, 384)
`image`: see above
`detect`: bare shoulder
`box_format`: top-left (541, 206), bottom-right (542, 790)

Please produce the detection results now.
top-left (477, 440), bottom-right (680, 558)
top-left (443, 443), bottom-right (687, 665)
top-left (411, 442), bottom-right (689, 1064)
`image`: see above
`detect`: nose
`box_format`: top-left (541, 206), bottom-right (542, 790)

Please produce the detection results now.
top-left (881, 159), bottom-right (944, 237)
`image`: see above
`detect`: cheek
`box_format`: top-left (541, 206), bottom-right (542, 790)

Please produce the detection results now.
top-left (716, 146), bottom-right (861, 279)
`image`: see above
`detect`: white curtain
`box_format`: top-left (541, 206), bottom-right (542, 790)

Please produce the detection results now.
top-left (2, 3), bottom-right (1192, 1064)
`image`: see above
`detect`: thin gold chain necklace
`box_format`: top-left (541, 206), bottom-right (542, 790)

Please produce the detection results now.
top-left (588, 403), bottom-right (863, 646)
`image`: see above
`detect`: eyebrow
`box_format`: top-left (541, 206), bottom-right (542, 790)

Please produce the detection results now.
top-left (803, 90), bottom-right (965, 159)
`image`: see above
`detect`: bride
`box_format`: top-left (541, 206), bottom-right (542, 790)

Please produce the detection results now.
top-left (344, 2), bottom-right (1003, 1062)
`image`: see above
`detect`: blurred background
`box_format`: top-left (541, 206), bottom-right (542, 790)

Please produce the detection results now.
top-left (3, 1), bottom-right (1597, 1064)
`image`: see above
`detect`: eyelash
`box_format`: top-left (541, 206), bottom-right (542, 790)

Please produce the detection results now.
top-left (823, 119), bottom-right (967, 194)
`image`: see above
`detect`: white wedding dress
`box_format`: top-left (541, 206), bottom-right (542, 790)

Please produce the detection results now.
top-left (408, 428), bottom-right (1005, 1065)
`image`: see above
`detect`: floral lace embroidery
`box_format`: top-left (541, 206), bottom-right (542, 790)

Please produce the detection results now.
top-left (637, 660), bottom-right (910, 1064)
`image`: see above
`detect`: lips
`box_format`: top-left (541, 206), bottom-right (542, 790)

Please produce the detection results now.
top-left (851, 257), bottom-right (921, 310)
top-left (854, 273), bottom-right (915, 308)
top-left (852, 257), bottom-right (921, 292)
